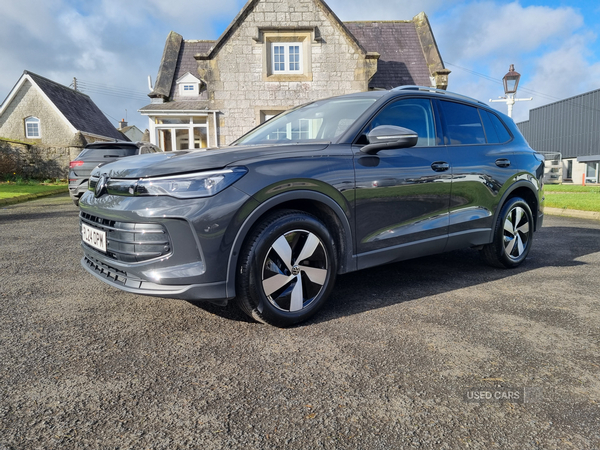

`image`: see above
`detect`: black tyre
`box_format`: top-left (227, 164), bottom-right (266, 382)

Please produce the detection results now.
top-left (236, 210), bottom-right (337, 327)
top-left (481, 197), bottom-right (533, 268)
top-left (72, 198), bottom-right (80, 207)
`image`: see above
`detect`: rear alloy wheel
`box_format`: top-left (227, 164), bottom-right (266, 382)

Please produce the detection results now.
top-left (481, 197), bottom-right (533, 268)
top-left (236, 210), bottom-right (337, 327)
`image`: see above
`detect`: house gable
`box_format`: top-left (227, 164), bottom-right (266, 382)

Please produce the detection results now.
top-left (0, 78), bottom-right (75, 145)
top-left (201, 0), bottom-right (367, 60)
top-left (0, 71), bottom-right (127, 145)
top-left (199, 0), bottom-right (380, 143)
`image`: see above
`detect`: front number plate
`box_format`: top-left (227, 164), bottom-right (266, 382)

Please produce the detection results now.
top-left (82, 223), bottom-right (107, 253)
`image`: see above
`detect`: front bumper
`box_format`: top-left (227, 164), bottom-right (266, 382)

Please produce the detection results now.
top-left (78, 186), bottom-right (251, 302)
top-left (81, 255), bottom-right (230, 305)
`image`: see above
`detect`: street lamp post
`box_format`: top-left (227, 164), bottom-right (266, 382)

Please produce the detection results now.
top-left (489, 64), bottom-right (532, 118)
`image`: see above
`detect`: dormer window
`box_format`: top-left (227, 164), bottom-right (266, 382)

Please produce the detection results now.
top-left (179, 83), bottom-right (199, 96)
top-left (176, 72), bottom-right (203, 97)
top-left (25, 116), bottom-right (40, 138)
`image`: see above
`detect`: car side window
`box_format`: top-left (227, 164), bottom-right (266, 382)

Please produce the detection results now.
top-left (479, 109), bottom-right (500, 144)
top-left (439, 101), bottom-right (486, 145)
top-left (485, 111), bottom-right (512, 143)
top-left (363, 98), bottom-right (436, 147)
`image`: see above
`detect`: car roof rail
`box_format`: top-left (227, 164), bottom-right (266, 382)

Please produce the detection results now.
top-left (392, 85), bottom-right (486, 106)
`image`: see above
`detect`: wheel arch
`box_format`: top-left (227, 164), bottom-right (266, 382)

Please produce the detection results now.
top-left (490, 180), bottom-right (541, 241)
top-left (225, 190), bottom-right (355, 298)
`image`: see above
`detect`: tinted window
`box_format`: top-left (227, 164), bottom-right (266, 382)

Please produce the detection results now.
top-left (80, 147), bottom-right (137, 158)
top-left (479, 109), bottom-right (499, 143)
top-left (485, 111), bottom-right (512, 143)
top-left (440, 101), bottom-right (485, 145)
top-left (365, 98), bottom-right (436, 147)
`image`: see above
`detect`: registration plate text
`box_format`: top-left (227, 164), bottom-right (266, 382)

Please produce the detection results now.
top-left (82, 223), bottom-right (107, 252)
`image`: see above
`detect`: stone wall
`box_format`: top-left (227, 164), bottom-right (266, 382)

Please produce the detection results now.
top-left (0, 138), bottom-right (81, 180)
top-left (0, 80), bottom-right (76, 147)
top-left (198, 0), bottom-right (377, 145)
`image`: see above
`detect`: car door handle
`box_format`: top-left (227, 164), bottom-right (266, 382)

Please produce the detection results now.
top-left (431, 161), bottom-right (449, 172)
top-left (496, 158), bottom-right (511, 168)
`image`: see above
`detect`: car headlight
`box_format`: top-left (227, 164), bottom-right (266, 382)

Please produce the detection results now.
top-left (135, 168), bottom-right (247, 198)
top-left (89, 168), bottom-right (248, 199)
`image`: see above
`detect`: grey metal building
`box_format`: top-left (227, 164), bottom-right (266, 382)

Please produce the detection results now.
top-left (517, 88), bottom-right (600, 184)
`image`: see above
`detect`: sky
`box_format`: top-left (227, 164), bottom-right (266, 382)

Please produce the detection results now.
top-left (1, 0), bottom-right (599, 131)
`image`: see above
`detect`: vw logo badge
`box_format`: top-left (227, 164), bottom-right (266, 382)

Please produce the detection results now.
top-left (95, 174), bottom-right (109, 198)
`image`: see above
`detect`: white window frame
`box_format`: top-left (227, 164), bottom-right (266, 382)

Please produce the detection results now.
top-left (154, 117), bottom-right (209, 151)
top-left (271, 42), bottom-right (303, 74)
top-left (25, 116), bottom-right (41, 138)
top-left (179, 83), bottom-right (199, 96)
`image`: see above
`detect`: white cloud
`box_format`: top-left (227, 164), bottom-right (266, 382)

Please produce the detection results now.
top-left (519, 33), bottom-right (600, 120)
top-left (436, 1), bottom-right (584, 62)
top-left (0, 0), bottom-right (244, 129)
top-left (325, 0), bottom-right (459, 21)
top-left (432, 1), bottom-right (599, 123)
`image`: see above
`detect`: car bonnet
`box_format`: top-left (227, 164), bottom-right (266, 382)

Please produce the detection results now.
top-left (94, 143), bottom-right (330, 179)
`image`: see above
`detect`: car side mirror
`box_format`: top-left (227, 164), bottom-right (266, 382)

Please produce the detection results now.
top-left (360, 125), bottom-right (419, 154)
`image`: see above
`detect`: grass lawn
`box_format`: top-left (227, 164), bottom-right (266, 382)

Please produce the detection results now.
top-left (0, 181), bottom-right (67, 199)
top-left (544, 184), bottom-right (600, 212)
top-left (543, 184), bottom-right (600, 193)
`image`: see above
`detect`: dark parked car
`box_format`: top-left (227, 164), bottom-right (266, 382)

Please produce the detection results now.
top-left (69, 141), bottom-right (162, 206)
top-left (79, 87), bottom-right (544, 327)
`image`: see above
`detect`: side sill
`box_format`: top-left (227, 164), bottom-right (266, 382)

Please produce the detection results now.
top-left (444, 228), bottom-right (492, 252)
top-left (356, 235), bottom-right (447, 271)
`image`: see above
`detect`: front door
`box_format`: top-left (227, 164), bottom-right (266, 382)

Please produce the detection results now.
top-left (353, 98), bottom-right (451, 269)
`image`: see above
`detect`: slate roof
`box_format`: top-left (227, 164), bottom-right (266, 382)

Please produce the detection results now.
top-left (24, 71), bottom-right (128, 141)
top-left (344, 21), bottom-right (431, 89)
top-left (170, 41), bottom-right (215, 98)
top-left (139, 100), bottom-right (211, 112)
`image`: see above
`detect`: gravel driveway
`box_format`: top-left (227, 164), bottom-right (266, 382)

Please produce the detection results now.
top-left (1, 194), bottom-right (599, 449)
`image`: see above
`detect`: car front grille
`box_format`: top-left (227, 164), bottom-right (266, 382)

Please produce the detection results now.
top-left (80, 212), bottom-right (171, 263)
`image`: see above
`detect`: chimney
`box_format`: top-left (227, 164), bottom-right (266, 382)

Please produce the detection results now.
top-left (118, 119), bottom-right (128, 130)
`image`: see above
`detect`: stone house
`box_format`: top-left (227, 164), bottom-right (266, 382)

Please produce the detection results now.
top-left (140, 0), bottom-right (449, 150)
top-left (0, 70), bottom-right (128, 147)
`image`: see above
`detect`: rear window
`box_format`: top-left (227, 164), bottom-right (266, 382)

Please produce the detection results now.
top-left (80, 146), bottom-right (138, 158)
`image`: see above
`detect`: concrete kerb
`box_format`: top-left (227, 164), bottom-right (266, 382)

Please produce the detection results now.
top-left (0, 188), bottom-right (68, 206)
top-left (545, 207), bottom-right (600, 221)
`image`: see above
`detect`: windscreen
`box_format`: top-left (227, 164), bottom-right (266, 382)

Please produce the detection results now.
top-left (234, 97), bottom-right (378, 146)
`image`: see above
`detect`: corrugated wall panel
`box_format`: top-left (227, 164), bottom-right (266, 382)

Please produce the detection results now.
top-left (518, 89), bottom-right (600, 158)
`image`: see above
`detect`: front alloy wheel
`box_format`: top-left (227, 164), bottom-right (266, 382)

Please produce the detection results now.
top-left (262, 229), bottom-right (328, 313)
top-left (237, 210), bottom-right (337, 327)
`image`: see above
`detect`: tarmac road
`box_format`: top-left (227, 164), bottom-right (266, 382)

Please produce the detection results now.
top-left (1, 193), bottom-right (599, 449)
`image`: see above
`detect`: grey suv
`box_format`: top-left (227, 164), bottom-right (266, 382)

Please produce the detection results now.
top-left (69, 141), bottom-right (162, 206)
top-left (79, 87), bottom-right (544, 327)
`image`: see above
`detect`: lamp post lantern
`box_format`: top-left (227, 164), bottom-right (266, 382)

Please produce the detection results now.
top-left (490, 64), bottom-right (532, 118)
